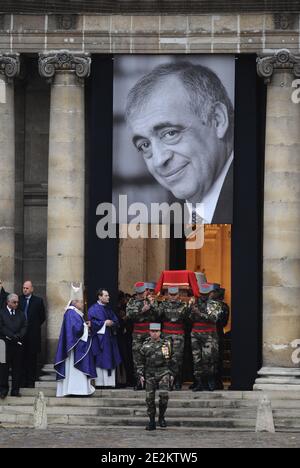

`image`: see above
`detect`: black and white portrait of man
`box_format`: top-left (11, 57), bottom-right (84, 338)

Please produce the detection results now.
top-left (113, 56), bottom-right (235, 224)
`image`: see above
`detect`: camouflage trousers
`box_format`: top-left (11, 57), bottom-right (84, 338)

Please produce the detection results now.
top-left (163, 334), bottom-right (185, 381)
top-left (145, 372), bottom-right (170, 418)
top-left (191, 332), bottom-right (219, 379)
top-left (132, 333), bottom-right (149, 379)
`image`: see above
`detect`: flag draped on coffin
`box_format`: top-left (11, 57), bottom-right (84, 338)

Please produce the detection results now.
top-left (155, 270), bottom-right (200, 297)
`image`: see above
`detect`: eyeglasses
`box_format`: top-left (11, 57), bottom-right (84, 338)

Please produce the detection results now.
top-left (11, 301), bottom-right (19, 304)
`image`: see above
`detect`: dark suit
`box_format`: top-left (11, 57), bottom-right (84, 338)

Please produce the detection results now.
top-left (0, 288), bottom-right (9, 311)
top-left (212, 162), bottom-right (233, 224)
top-left (20, 295), bottom-right (46, 386)
top-left (0, 307), bottom-right (27, 396)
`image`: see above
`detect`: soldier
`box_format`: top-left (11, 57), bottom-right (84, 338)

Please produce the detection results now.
top-left (189, 283), bottom-right (223, 392)
top-left (137, 323), bottom-right (176, 431)
top-left (144, 282), bottom-right (156, 298)
top-left (208, 287), bottom-right (230, 390)
top-left (126, 282), bottom-right (159, 390)
top-left (159, 286), bottom-right (189, 390)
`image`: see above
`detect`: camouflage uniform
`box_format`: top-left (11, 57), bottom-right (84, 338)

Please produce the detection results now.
top-left (137, 336), bottom-right (176, 426)
top-left (190, 298), bottom-right (223, 389)
top-left (159, 300), bottom-right (189, 387)
top-left (215, 299), bottom-right (230, 389)
top-left (126, 297), bottom-right (159, 383)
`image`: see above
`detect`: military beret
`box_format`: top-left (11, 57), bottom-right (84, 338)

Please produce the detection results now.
top-left (135, 282), bottom-right (146, 293)
top-left (145, 282), bottom-right (156, 290)
top-left (168, 286), bottom-right (179, 295)
top-left (149, 323), bottom-right (161, 331)
top-left (200, 283), bottom-right (220, 294)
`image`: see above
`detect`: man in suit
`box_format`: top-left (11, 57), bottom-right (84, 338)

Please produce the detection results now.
top-left (20, 281), bottom-right (46, 388)
top-left (0, 280), bottom-right (9, 310)
top-left (0, 294), bottom-right (27, 398)
top-left (125, 61), bottom-right (234, 224)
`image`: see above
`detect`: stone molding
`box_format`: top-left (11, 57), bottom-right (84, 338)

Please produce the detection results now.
top-left (1, 13), bottom-right (300, 54)
top-left (0, 53), bottom-right (20, 81)
top-left (38, 50), bottom-right (91, 83)
top-left (257, 48), bottom-right (300, 84)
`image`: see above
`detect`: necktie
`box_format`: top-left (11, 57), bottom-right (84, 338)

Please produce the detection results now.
top-left (24, 298), bottom-right (30, 320)
top-left (192, 208), bottom-right (197, 225)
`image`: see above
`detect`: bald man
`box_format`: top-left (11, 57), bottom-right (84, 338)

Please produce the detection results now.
top-left (20, 281), bottom-right (46, 388)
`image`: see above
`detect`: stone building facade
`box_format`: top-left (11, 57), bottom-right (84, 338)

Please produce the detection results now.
top-left (0, 2), bottom-right (300, 389)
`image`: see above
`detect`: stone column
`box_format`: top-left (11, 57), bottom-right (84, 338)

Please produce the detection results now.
top-left (0, 54), bottom-right (20, 294)
top-left (39, 51), bottom-right (91, 360)
top-left (255, 49), bottom-right (300, 390)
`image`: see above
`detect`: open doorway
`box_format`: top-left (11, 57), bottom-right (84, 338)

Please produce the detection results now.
top-left (186, 224), bottom-right (232, 388)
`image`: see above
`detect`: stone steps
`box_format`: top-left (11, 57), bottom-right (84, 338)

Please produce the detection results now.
top-left (0, 413), bottom-right (257, 429)
top-left (3, 395), bottom-right (300, 410)
top-left (0, 404), bottom-right (258, 419)
top-left (0, 396), bottom-right (260, 408)
top-left (30, 385), bottom-right (300, 400)
top-left (1, 386), bottom-right (300, 431)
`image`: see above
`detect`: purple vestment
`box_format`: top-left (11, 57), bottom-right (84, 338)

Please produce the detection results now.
top-left (88, 302), bottom-right (122, 371)
top-left (54, 307), bottom-right (97, 381)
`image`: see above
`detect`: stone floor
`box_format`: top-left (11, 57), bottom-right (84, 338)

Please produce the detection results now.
top-left (0, 427), bottom-right (300, 448)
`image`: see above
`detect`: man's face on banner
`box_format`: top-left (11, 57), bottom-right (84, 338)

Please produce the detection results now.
top-left (129, 75), bottom-right (229, 202)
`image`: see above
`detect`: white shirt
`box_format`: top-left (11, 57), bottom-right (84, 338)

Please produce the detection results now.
top-left (187, 152), bottom-right (233, 224)
top-left (7, 307), bottom-right (14, 316)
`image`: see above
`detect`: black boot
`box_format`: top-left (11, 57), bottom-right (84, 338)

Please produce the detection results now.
top-left (207, 376), bottom-right (216, 392)
top-left (158, 404), bottom-right (167, 428)
top-left (174, 377), bottom-right (182, 391)
top-left (146, 416), bottom-right (156, 431)
top-left (192, 378), bottom-right (204, 392)
top-left (134, 379), bottom-right (143, 391)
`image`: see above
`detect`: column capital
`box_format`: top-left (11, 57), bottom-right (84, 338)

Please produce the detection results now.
top-left (0, 53), bottom-right (20, 82)
top-left (257, 49), bottom-right (300, 84)
top-left (38, 50), bottom-right (91, 83)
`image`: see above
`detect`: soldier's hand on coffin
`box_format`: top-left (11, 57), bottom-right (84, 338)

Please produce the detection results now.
top-left (148, 296), bottom-right (155, 306)
top-left (189, 297), bottom-right (195, 306)
top-left (142, 302), bottom-right (150, 313)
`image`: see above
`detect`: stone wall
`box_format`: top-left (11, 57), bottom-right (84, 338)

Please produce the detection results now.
top-left (0, 13), bottom-right (299, 54)
top-left (0, 1), bottom-right (299, 14)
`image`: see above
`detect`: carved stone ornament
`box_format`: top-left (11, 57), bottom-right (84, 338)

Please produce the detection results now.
top-left (274, 13), bottom-right (295, 30)
top-left (56, 14), bottom-right (77, 30)
top-left (0, 53), bottom-right (20, 81)
top-left (257, 49), bottom-right (300, 84)
top-left (39, 50), bottom-right (91, 83)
